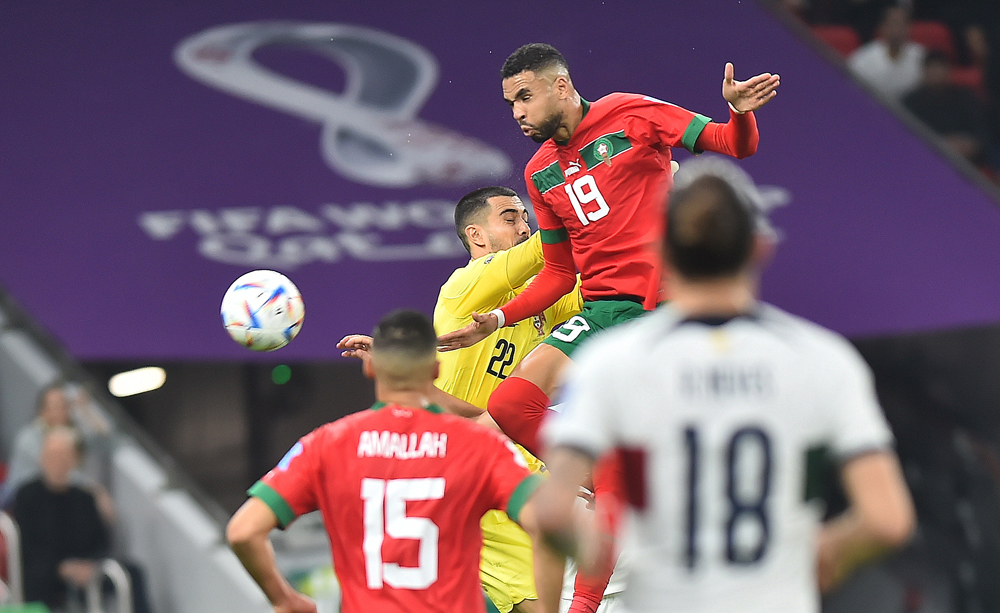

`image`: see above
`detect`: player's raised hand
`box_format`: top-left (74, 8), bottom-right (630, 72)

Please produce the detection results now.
top-left (437, 311), bottom-right (498, 351)
top-left (722, 62), bottom-right (780, 113)
top-left (337, 334), bottom-right (373, 360)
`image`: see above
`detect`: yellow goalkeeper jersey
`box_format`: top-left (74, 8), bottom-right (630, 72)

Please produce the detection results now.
top-left (434, 231), bottom-right (582, 612)
top-left (434, 231), bottom-right (582, 409)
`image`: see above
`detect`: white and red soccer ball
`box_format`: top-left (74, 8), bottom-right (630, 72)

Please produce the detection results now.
top-left (221, 270), bottom-right (304, 351)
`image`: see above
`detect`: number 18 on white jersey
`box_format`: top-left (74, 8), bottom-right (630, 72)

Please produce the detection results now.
top-left (545, 304), bottom-right (893, 613)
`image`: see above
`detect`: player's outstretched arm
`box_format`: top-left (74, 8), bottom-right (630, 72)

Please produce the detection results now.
top-left (438, 239), bottom-right (577, 351)
top-left (227, 498), bottom-right (318, 613)
top-left (337, 334), bottom-right (373, 361)
top-left (722, 62), bottom-right (779, 113)
top-left (429, 385), bottom-right (486, 418)
top-left (816, 451), bottom-right (915, 593)
top-left (694, 63), bottom-right (779, 159)
top-left (436, 311), bottom-right (500, 351)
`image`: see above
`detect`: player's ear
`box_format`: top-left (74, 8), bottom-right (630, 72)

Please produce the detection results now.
top-left (554, 74), bottom-right (571, 99)
top-left (751, 233), bottom-right (776, 268)
top-left (362, 356), bottom-right (375, 380)
top-left (431, 359), bottom-right (440, 381)
top-left (465, 224), bottom-right (487, 250)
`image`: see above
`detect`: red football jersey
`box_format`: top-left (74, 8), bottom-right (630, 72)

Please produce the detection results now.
top-left (524, 93), bottom-right (710, 306)
top-left (250, 402), bottom-right (540, 613)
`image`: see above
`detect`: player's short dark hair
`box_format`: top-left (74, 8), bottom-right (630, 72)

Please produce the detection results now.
top-left (666, 175), bottom-right (754, 280)
top-left (372, 309), bottom-right (437, 358)
top-left (454, 186), bottom-right (519, 253)
top-left (501, 43), bottom-right (569, 80)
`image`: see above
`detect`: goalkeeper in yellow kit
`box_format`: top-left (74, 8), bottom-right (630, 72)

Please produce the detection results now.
top-left (340, 186), bottom-right (581, 613)
top-left (435, 186), bottom-right (581, 613)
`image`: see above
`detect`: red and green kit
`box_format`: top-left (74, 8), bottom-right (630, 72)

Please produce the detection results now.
top-left (500, 93), bottom-right (759, 325)
top-left (249, 403), bottom-right (541, 613)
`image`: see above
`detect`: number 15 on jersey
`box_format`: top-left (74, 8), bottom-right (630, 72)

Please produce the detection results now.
top-left (362, 478), bottom-right (444, 590)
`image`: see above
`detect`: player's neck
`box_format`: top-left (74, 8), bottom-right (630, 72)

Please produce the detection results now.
top-left (374, 382), bottom-right (433, 411)
top-left (554, 94), bottom-right (585, 142)
top-left (668, 275), bottom-right (757, 318)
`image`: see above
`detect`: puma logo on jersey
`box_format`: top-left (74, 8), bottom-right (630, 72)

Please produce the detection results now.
top-left (565, 160), bottom-right (582, 177)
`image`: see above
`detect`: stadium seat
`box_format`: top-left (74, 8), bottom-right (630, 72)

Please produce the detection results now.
top-left (951, 65), bottom-right (985, 99)
top-left (0, 512), bottom-right (22, 606)
top-left (811, 25), bottom-right (861, 57)
top-left (910, 21), bottom-right (956, 62)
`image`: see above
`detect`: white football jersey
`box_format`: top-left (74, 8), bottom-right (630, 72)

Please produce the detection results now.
top-left (545, 303), bottom-right (893, 613)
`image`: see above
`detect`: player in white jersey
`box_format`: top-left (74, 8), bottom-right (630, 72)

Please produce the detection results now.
top-left (533, 172), bottom-right (916, 613)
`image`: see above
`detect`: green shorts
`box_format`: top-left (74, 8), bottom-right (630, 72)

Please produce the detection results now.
top-left (543, 299), bottom-right (647, 358)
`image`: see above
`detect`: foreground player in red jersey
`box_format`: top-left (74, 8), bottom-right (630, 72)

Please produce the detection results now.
top-left (438, 43), bottom-right (779, 613)
top-left (226, 310), bottom-right (553, 613)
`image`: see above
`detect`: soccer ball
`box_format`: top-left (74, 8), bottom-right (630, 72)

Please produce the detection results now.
top-left (221, 270), bottom-right (304, 351)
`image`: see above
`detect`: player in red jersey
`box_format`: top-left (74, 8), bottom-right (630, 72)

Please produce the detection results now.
top-left (226, 310), bottom-right (554, 613)
top-left (439, 42), bottom-right (780, 455)
top-left (438, 43), bottom-right (779, 613)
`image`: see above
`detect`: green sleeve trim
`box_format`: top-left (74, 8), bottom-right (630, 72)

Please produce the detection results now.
top-left (539, 228), bottom-right (569, 244)
top-left (530, 161), bottom-right (566, 194)
top-left (802, 445), bottom-right (832, 502)
top-left (506, 473), bottom-right (544, 524)
top-left (681, 113), bottom-right (711, 154)
top-left (248, 481), bottom-right (298, 528)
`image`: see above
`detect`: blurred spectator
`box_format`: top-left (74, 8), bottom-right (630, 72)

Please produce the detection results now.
top-left (803, 0), bottom-right (895, 42)
top-left (2, 381), bottom-right (111, 504)
top-left (12, 427), bottom-right (150, 613)
top-left (903, 50), bottom-right (989, 164)
top-left (12, 427), bottom-right (109, 610)
top-left (979, 20), bottom-right (1000, 170)
top-left (849, 5), bottom-right (927, 100)
top-left (964, 24), bottom-right (988, 70)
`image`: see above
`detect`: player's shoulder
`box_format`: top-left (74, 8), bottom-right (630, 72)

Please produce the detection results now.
top-left (525, 141), bottom-right (560, 175)
top-left (436, 258), bottom-right (481, 301)
top-left (754, 303), bottom-right (869, 367)
top-left (593, 92), bottom-right (677, 114)
top-left (295, 412), bottom-right (368, 451)
top-left (339, 409), bottom-right (377, 428)
top-left (595, 92), bottom-right (657, 107)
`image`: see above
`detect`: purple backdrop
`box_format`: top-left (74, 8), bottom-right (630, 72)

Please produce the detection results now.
top-left (1, 0), bottom-right (999, 360)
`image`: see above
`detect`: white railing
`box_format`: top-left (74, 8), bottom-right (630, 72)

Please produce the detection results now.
top-left (85, 559), bottom-right (133, 613)
top-left (0, 511), bottom-right (22, 606)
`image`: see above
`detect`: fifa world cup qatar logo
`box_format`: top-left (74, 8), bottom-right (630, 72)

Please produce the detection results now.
top-left (174, 22), bottom-right (512, 188)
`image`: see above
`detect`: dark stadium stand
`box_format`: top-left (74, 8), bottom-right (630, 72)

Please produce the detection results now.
top-left (811, 24), bottom-right (862, 56)
top-left (910, 20), bottom-right (957, 61)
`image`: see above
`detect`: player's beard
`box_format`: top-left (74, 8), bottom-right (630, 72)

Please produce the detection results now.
top-left (488, 231), bottom-right (528, 251)
top-left (528, 110), bottom-right (564, 143)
